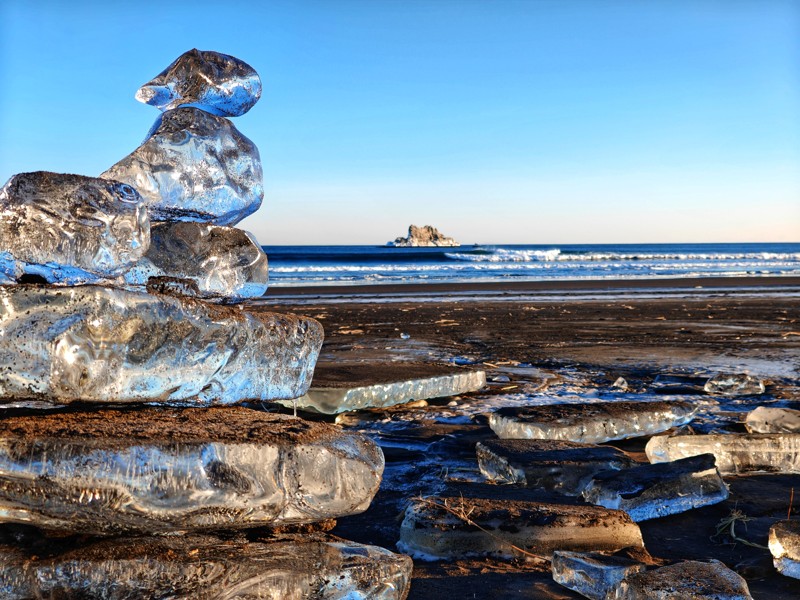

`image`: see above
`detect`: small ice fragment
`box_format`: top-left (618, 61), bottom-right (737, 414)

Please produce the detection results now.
top-left (552, 551), bottom-right (645, 600)
top-left (704, 373), bottom-right (765, 396)
top-left (490, 374), bottom-right (512, 383)
top-left (769, 520), bottom-right (800, 580)
top-left (612, 377), bottom-right (629, 390)
top-left (612, 559), bottom-right (753, 599)
top-left (400, 332), bottom-right (410, 340)
top-left (745, 406), bottom-right (800, 434)
top-left (645, 433), bottom-right (800, 475)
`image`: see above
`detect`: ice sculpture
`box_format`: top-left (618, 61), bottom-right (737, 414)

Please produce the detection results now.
top-left (581, 454), bottom-right (728, 521)
top-left (136, 48), bottom-right (262, 117)
top-left (645, 433), bottom-right (800, 475)
top-left (0, 533), bottom-right (412, 599)
top-left (0, 171), bottom-right (149, 284)
top-left (397, 497), bottom-right (644, 560)
top-left (123, 221), bottom-right (268, 300)
top-left (0, 407), bottom-right (383, 534)
top-left (552, 551), bottom-right (646, 600)
top-left (611, 560), bottom-right (753, 599)
top-left (770, 520), bottom-right (800, 580)
top-left (489, 401), bottom-right (697, 444)
top-left (102, 107), bottom-right (263, 225)
top-left (476, 439), bottom-right (635, 494)
top-left (0, 285), bottom-right (322, 404)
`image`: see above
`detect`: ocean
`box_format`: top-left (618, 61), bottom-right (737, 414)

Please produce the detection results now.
top-left (261, 242), bottom-right (800, 287)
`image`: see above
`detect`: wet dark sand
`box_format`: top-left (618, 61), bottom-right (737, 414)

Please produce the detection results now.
top-left (258, 278), bottom-right (800, 599)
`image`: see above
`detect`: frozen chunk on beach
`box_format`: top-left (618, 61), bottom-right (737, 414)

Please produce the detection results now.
top-left (0, 533), bottom-right (411, 599)
top-left (123, 221), bottom-right (268, 300)
top-left (136, 48), bottom-right (262, 117)
top-left (102, 107), bottom-right (262, 225)
top-left (704, 373), bottom-right (765, 396)
top-left (770, 520), bottom-right (800, 580)
top-left (476, 439), bottom-right (635, 494)
top-left (745, 406), bottom-right (800, 434)
top-left (645, 433), bottom-right (800, 475)
top-left (0, 171), bottom-right (148, 284)
top-left (0, 407), bottom-right (383, 534)
top-left (0, 285), bottom-right (322, 405)
top-left (489, 401), bottom-right (697, 444)
top-left (582, 454), bottom-right (728, 522)
top-left (397, 497), bottom-right (644, 561)
top-left (552, 551), bottom-right (646, 600)
top-left (611, 560), bottom-right (753, 599)
top-left (283, 363), bottom-right (485, 414)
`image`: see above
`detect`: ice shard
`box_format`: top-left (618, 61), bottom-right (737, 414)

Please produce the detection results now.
top-left (0, 407), bottom-right (383, 534)
top-left (0, 172), bottom-right (149, 284)
top-left (489, 401), bottom-right (697, 444)
top-left (551, 551), bottom-right (646, 600)
top-left (285, 364), bottom-right (486, 414)
top-left (704, 372), bottom-right (765, 396)
top-left (645, 433), bottom-right (800, 475)
top-left (745, 407), bottom-right (800, 434)
top-left (123, 221), bottom-right (268, 300)
top-left (611, 560), bottom-right (753, 599)
top-left (770, 520), bottom-right (800, 580)
top-left (102, 107), bottom-right (263, 225)
top-left (0, 285), bottom-right (322, 405)
top-left (0, 532), bottom-right (411, 599)
top-left (476, 439), bottom-right (635, 494)
top-left (397, 497), bottom-right (644, 560)
top-left (581, 454), bottom-right (728, 522)
top-left (136, 48), bottom-right (262, 117)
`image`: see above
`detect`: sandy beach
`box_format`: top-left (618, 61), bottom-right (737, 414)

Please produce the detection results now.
top-left (255, 277), bottom-right (800, 599)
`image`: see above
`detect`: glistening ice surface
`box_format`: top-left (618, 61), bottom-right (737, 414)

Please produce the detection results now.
top-left (136, 48), bottom-right (262, 117)
top-left (0, 285), bottom-right (322, 405)
top-left (102, 107), bottom-right (263, 225)
top-left (122, 221), bottom-right (268, 300)
top-left (551, 551), bottom-right (645, 600)
top-left (0, 408), bottom-right (383, 534)
top-left (611, 560), bottom-right (753, 600)
top-left (0, 533), bottom-right (411, 599)
top-left (0, 172), bottom-right (149, 284)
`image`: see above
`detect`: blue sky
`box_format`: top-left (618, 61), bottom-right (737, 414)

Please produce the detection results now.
top-left (2, 1), bottom-right (798, 244)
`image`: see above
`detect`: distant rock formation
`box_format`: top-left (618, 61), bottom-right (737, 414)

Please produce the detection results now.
top-left (387, 224), bottom-right (460, 247)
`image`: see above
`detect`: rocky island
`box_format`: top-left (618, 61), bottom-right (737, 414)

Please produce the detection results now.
top-left (387, 224), bottom-right (460, 247)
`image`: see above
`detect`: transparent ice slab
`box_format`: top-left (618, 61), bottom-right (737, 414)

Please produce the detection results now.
top-left (770, 520), bottom-right (800, 580)
top-left (284, 370), bottom-right (486, 415)
top-left (0, 532), bottom-right (411, 599)
top-left (476, 439), bottom-right (635, 494)
top-left (745, 407), bottom-right (800, 434)
top-left (397, 496), bottom-right (644, 561)
top-left (645, 433), bottom-right (800, 475)
top-left (122, 221), bottom-right (268, 300)
top-left (551, 551), bottom-right (646, 600)
top-left (136, 48), bottom-right (262, 117)
top-left (102, 107), bottom-right (263, 225)
top-left (0, 407), bottom-right (383, 534)
top-left (611, 560), bottom-right (753, 599)
top-left (0, 172), bottom-right (149, 284)
top-left (0, 285), bottom-right (322, 405)
top-left (489, 401), bottom-right (698, 444)
top-left (704, 373), bottom-right (765, 396)
top-left (582, 454), bottom-right (728, 522)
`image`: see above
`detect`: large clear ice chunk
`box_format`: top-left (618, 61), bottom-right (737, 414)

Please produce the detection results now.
top-left (0, 172), bottom-right (149, 284)
top-left (136, 48), bottom-right (262, 117)
top-left (122, 221), bottom-right (268, 300)
top-left (489, 401), bottom-right (697, 444)
top-left (645, 433), bottom-right (800, 475)
top-left (102, 107), bottom-right (263, 225)
top-left (0, 532), bottom-right (411, 599)
top-left (0, 407), bottom-right (383, 534)
top-left (476, 439), bottom-right (635, 494)
top-left (581, 454), bottom-right (728, 522)
top-left (551, 551), bottom-right (646, 600)
top-left (0, 285), bottom-right (322, 405)
top-left (770, 520), bottom-right (800, 580)
top-left (611, 560), bottom-right (753, 599)
top-left (745, 407), bottom-right (800, 434)
top-left (397, 496), bottom-right (644, 561)
top-left (704, 372), bottom-right (765, 396)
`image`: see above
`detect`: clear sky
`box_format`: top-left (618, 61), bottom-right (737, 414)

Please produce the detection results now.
top-left (2, 0), bottom-right (798, 245)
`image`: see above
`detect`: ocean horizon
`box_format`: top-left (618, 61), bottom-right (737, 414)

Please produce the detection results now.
top-left (262, 242), bottom-right (800, 287)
